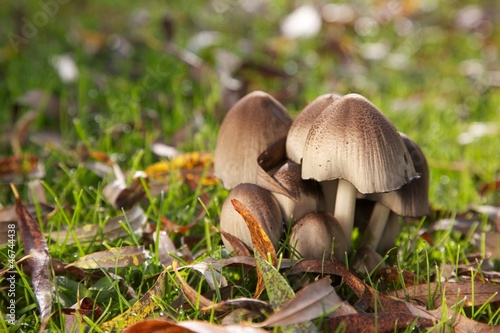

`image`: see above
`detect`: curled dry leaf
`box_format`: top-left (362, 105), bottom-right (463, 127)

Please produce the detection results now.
top-left (231, 199), bottom-right (277, 265)
top-left (231, 198), bottom-right (277, 298)
top-left (65, 245), bottom-right (147, 270)
top-left (172, 261), bottom-right (215, 310)
top-left (12, 184), bottom-right (53, 321)
top-left (257, 277), bottom-right (342, 327)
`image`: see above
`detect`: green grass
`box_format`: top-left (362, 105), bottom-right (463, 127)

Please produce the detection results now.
top-left (1, 0), bottom-right (499, 332)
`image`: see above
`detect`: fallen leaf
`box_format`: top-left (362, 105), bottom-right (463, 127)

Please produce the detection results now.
top-left (231, 198), bottom-right (277, 298)
top-left (145, 152), bottom-right (217, 187)
top-left (257, 277), bottom-right (341, 327)
top-left (123, 318), bottom-right (269, 333)
top-left (65, 246), bottom-right (146, 269)
top-left (100, 270), bottom-right (167, 332)
top-left (328, 312), bottom-right (433, 333)
top-left (62, 297), bottom-right (103, 332)
top-left (390, 281), bottom-right (500, 308)
top-left (153, 229), bottom-right (177, 266)
top-left (182, 262), bottom-right (228, 290)
top-left (202, 297), bottom-right (272, 315)
top-left (287, 259), bottom-right (366, 298)
top-left (255, 252), bottom-right (318, 332)
top-left (0, 154), bottom-right (44, 181)
top-left (429, 306), bottom-right (497, 333)
top-left (48, 205), bottom-right (146, 245)
top-left (122, 319), bottom-right (189, 333)
top-left (173, 261), bottom-right (215, 310)
top-left (231, 199), bottom-right (277, 265)
top-left (218, 229), bottom-right (252, 257)
top-left (11, 184), bottom-right (53, 321)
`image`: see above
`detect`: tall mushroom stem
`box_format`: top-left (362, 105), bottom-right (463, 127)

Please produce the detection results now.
top-left (360, 202), bottom-right (391, 249)
top-left (333, 179), bottom-right (357, 250)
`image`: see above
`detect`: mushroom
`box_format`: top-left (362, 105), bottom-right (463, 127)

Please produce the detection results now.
top-left (301, 94), bottom-right (419, 251)
top-left (286, 94), bottom-right (342, 213)
top-left (289, 211), bottom-right (348, 262)
top-left (286, 93), bottom-right (341, 163)
top-left (220, 183), bottom-right (284, 252)
top-left (358, 132), bottom-right (430, 250)
top-left (214, 91), bottom-right (292, 196)
top-left (271, 160), bottom-right (323, 226)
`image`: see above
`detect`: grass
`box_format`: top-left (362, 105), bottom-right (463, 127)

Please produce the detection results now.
top-left (0, 0), bottom-right (499, 332)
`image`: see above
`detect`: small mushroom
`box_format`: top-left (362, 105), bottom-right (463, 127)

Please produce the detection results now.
top-left (271, 160), bottom-right (323, 226)
top-left (214, 91), bottom-right (292, 195)
top-left (301, 94), bottom-right (419, 250)
top-left (220, 183), bottom-right (284, 252)
top-left (286, 93), bottom-right (342, 214)
top-left (358, 133), bottom-right (429, 250)
top-left (289, 211), bottom-right (348, 262)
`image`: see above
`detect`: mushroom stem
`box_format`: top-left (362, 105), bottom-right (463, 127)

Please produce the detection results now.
top-left (360, 202), bottom-right (391, 249)
top-left (319, 180), bottom-right (338, 214)
top-left (333, 179), bottom-right (357, 250)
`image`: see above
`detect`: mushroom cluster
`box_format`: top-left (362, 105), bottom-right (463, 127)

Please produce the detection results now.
top-left (215, 91), bottom-right (429, 267)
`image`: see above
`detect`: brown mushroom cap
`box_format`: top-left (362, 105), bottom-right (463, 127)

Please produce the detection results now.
top-left (302, 93), bottom-right (418, 193)
top-left (214, 91), bottom-right (292, 190)
top-left (360, 133), bottom-right (430, 216)
top-left (220, 183), bottom-right (284, 252)
top-left (289, 211), bottom-right (348, 262)
top-left (286, 93), bottom-right (341, 164)
top-left (271, 160), bottom-right (323, 226)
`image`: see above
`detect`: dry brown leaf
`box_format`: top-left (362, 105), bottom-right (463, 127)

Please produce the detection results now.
top-left (390, 281), bottom-right (500, 308)
top-left (65, 246), bottom-right (146, 270)
top-left (218, 229), bottom-right (251, 257)
top-left (257, 276), bottom-right (341, 327)
top-left (122, 319), bottom-right (191, 333)
top-left (48, 205), bottom-right (146, 245)
top-left (202, 297), bottom-right (272, 315)
top-left (328, 312), bottom-right (434, 333)
top-left (231, 198), bottom-right (277, 298)
top-left (428, 306), bottom-right (497, 333)
top-left (173, 261), bottom-right (215, 310)
top-left (0, 154), bottom-right (44, 181)
top-left (287, 259), bottom-right (366, 298)
top-left (12, 184), bottom-right (53, 321)
top-left (230, 199), bottom-right (277, 264)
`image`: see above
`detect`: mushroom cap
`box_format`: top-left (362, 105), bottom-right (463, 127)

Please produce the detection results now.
top-left (358, 133), bottom-right (430, 216)
top-left (214, 91), bottom-right (292, 190)
top-left (286, 94), bottom-right (342, 163)
top-left (301, 93), bottom-right (419, 194)
top-left (220, 183), bottom-right (284, 252)
top-left (289, 211), bottom-right (348, 261)
top-left (271, 160), bottom-right (323, 225)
